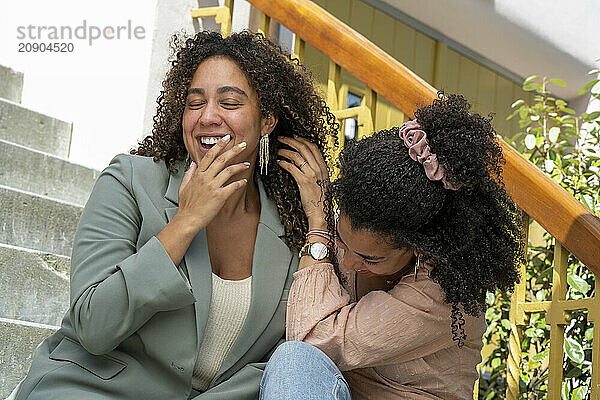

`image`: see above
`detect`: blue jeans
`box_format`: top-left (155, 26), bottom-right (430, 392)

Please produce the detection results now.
top-left (260, 341), bottom-right (352, 400)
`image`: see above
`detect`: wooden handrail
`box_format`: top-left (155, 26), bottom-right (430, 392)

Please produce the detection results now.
top-left (248, 0), bottom-right (600, 275)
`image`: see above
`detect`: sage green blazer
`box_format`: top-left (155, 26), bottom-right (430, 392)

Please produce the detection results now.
top-left (14, 154), bottom-right (298, 400)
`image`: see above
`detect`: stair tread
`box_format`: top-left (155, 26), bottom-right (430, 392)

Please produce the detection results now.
top-left (0, 185), bottom-right (83, 256)
top-left (0, 139), bottom-right (99, 206)
top-left (0, 98), bottom-right (72, 158)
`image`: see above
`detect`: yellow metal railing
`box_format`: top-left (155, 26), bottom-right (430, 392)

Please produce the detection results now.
top-left (508, 231), bottom-right (600, 399)
top-left (191, 0), bottom-right (233, 37)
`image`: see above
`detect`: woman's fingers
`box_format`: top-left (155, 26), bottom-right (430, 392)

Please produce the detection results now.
top-left (179, 161), bottom-right (197, 195)
top-left (196, 134), bottom-right (232, 171)
top-left (277, 148), bottom-right (310, 170)
top-left (293, 136), bottom-right (329, 179)
top-left (213, 162), bottom-right (251, 188)
top-left (219, 178), bottom-right (248, 199)
top-left (278, 136), bottom-right (329, 181)
top-left (205, 141), bottom-right (248, 176)
top-left (278, 137), bottom-right (318, 168)
top-left (276, 159), bottom-right (303, 183)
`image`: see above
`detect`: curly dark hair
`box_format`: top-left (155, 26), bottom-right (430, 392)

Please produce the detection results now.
top-left (326, 93), bottom-right (523, 319)
top-left (132, 31), bottom-right (338, 251)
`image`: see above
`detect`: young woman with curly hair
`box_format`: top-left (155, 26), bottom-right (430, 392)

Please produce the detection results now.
top-left (9, 31), bottom-right (337, 400)
top-left (260, 93), bottom-right (523, 400)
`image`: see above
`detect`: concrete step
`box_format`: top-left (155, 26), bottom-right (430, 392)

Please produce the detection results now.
top-left (0, 244), bottom-right (69, 327)
top-left (0, 98), bottom-right (72, 159)
top-left (0, 65), bottom-right (24, 103)
top-left (0, 318), bottom-right (58, 399)
top-left (0, 140), bottom-right (99, 207)
top-left (0, 185), bottom-right (82, 257)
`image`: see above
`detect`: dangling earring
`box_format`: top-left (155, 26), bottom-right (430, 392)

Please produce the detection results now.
top-left (259, 134), bottom-right (269, 175)
top-left (414, 253), bottom-right (421, 281)
top-left (184, 154), bottom-right (190, 170)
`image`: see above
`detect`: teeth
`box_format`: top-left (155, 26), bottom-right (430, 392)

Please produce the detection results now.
top-left (200, 136), bottom-right (221, 145)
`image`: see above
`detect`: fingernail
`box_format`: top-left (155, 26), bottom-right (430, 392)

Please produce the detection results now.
top-left (238, 142), bottom-right (247, 148)
top-left (243, 161), bottom-right (250, 166)
top-left (222, 135), bottom-right (231, 142)
top-left (276, 159), bottom-right (281, 163)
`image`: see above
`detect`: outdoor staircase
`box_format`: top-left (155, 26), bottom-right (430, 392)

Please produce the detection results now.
top-left (0, 64), bottom-right (100, 398)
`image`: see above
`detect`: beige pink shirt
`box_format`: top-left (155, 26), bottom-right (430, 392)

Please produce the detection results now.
top-left (286, 262), bottom-right (486, 400)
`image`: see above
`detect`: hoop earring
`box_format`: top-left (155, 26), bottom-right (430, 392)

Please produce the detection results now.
top-left (184, 154), bottom-right (191, 170)
top-left (414, 253), bottom-right (421, 281)
top-left (259, 134), bottom-right (269, 175)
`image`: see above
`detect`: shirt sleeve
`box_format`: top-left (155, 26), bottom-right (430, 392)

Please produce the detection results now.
top-left (286, 263), bottom-right (454, 371)
top-left (69, 154), bottom-right (196, 355)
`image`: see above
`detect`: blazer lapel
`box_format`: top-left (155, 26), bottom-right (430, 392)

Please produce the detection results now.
top-left (164, 160), bottom-right (212, 354)
top-left (164, 167), bottom-right (292, 377)
top-left (214, 179), bottom-right (292, 380)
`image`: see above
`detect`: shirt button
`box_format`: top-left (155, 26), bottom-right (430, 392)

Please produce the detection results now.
top-left (171, 361), bottom-right (185, 374)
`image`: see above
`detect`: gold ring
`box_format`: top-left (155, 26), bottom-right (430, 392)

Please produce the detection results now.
top-left (298, 161), bottom-right (308, 168)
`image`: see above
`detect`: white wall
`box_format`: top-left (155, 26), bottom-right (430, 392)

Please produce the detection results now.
top-left (0, 0), bottom-right (156, 171)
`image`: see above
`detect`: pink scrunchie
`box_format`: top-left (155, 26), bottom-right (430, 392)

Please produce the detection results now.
top-left (399, 120), bottom-right (458, 190)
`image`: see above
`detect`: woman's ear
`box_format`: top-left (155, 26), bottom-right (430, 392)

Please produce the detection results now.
top-left (261, 113), bottom-right (278, 136)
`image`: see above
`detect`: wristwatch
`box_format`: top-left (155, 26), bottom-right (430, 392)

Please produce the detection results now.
top-left (299, 241), bottom-right (330, 260)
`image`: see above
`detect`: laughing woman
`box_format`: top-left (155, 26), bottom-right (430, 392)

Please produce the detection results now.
top-left (10, 31), bottom-right (336, 400)
top-left (261, 93), bottom-right (523, 400)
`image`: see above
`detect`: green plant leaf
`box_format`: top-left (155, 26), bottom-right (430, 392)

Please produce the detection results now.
top-left (564, 337), bottom-right (585, 363)
top-left (578, 79), bottom-right (599, 95)
top-left (549, 78), bottom-right (567, 87)
top-left (585, 327), bottom-right (593, 342)
top-left (519, 107), bottom-right (529, 119)
top-left (511, 99), bottom-right (525, 108)
top-left (565, 366), bottom-right (583, 379)
top-left (532, 349), bottom-right (549, 361)
top-left (583, 111), bottom-right (600, 121)
top-left (525, 134), bottom-right (536, 150)
top-left (536, 135), bottom-right (545, 147)
top-left (519, 119), bottom-right (533, 128)
top-left (524, 82), bottom-right (543, 92)
top-left (536, 265), bottom-right (553, 282)
top-left (491, 357), bottom-right (501, 368)
top-left (485, 291), bottom-right (495, 305)
top-left (572, 385), bottom-right (589, 400)
top-left (567, 273), bottom-right (591, 294)
top-left (562, 381), bottom-right (570, 400)
top-left (524, 75), bottom-right (540, 85)
top-left (535, 289), bottom-right (546, 301)
top-left (549, 127), bottom-right (560, 143)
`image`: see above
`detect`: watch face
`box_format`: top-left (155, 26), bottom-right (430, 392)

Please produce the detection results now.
top-left (310, 242), bottom-right (328, 260)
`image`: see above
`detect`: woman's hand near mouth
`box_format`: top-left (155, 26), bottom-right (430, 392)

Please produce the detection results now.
top-left (156, 134), bottom-right (249, 266)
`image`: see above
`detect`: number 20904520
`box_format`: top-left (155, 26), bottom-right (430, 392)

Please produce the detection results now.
top-left (18, 42), bottom-right (74, 53)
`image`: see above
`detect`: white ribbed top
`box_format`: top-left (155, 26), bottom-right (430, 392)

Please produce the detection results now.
top-left (192, 273), bottom-right (252, 391)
